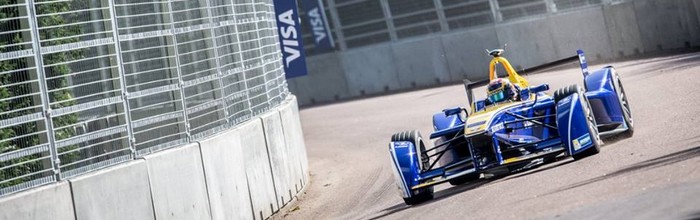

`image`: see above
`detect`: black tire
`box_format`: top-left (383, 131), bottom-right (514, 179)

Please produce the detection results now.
top-left (391, 130), bottom-right (434, 205)
top-left (553, 84), bottom-right (579, 103)
top-left (555, 85), bottom-right (602, 160)
top-left (611, 70), bottom-right (634, 137)
top-left (403, 190), bottom-right (434, 205)
top-left (448, 173), bottom-right (480, 186)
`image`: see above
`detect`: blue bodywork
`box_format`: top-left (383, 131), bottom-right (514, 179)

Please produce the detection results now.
top-left (389, 141), bottom-right (423, 198)
top-left (389, 49), bottom-right (631, 198)
top-left (585, 67), bottom-right (627, 132)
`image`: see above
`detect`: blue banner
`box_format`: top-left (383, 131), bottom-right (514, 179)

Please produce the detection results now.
top-left (301, 0), bottom-right (335, 52)
top-left (274, 0), bottom-right (308, 78)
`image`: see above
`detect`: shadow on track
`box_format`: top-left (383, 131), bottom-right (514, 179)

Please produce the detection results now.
top-left (367, 177), bottom-right (504, 220)
top-left (549, 145), bottom-right (700, 195)
top-left (498, 159), bottom-right (576, 183)
top-left (684, 210), bottom-right (700, 220)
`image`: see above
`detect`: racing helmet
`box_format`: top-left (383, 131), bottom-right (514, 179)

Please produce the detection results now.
top-left (487, 78), bottom-right (518, 104)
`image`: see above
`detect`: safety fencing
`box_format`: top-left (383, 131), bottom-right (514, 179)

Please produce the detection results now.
top-left (0, 0), bottom-right (289, 197)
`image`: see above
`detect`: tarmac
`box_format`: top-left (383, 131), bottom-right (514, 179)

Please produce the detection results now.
top-left (277, 52), bottom-right (700, 220)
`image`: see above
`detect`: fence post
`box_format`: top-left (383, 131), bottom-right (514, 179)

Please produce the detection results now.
top-left (228, 2), bottom-right (255, 125)
top-left (489, 0), bottom-right (503, 23)
top-left (434, 0), bottom-right (450, 32)
top-left (106, 0), bottom-right (137, 159)
top-left (166, 0), bottom-right (192, 143)
top-left (204, 0), bottom-right (232, 133)
top-left (25, 0), bottom-right (61, 181)
top-left (379, 0), bottom-right (398, 41)
top-left (326, 0), bottom-right (347, 50)
top-left (544, 0), bottom-right (557, 13)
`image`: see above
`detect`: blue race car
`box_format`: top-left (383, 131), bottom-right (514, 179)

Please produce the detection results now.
top-left (389, 48), bottom-right (634, 205)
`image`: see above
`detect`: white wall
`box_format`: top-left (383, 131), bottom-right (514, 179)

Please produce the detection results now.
top-left (0, 96), bottom-right (308, 220)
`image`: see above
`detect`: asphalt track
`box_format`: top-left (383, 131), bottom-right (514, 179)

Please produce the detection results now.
top-left (277, 52), bottom-right (700, 220)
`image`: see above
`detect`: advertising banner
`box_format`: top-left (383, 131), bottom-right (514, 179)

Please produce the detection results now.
top-left (301, 0), bottom-right (335, 51)
top-left (274, 0), bottom-right (308, 78)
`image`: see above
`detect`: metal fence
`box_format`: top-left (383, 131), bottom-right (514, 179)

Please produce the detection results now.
top-left (0, 0), bottom-right (288, 196)
top-left (299, 0), bottom-right (610, 53)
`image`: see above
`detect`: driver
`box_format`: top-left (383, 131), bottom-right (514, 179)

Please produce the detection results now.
top-left (486, 78), bottom-right (519, 104)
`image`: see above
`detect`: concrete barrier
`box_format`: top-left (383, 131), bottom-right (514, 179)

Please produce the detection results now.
top-left (603, 2), bottom-right (644, 58)
top-left (144, 143), bottom-right (212, 220)
top-left (495, 18), bottom-right (560, 70)
top-left (634, 0), bottom-right (697, 52)
top-left (392, 37), bottom-right (451, 88)
top-left (69, 160), bottom-right (154, 220)
top-left (0, 96), bottom-right (310, 220)
top-left (0, 182), bottom-right (74, 220)
top-left (341, 44), bottom-right (400, 96)
top-left (238, 119), bottom-right (278, 220)
top-left (288, 53), bottom-right (350, 106)
top-left (261, 111), bottom-right (295, 208)
top-left (549, 6), bottom-right (614, 61)
top-left (198, 128), bottom-right (254, 220)
top-left (278, 96), bottom-right (309, 188)
top-left (440, 26), bottom-right (500, 81)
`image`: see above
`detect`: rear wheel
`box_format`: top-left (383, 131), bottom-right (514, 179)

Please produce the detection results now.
top-left (612, 70), bottom-right (634, 137)
top-left (391, 130), bottom-right (434, 205)
top-left (554, 85), bottom-right (602, 160)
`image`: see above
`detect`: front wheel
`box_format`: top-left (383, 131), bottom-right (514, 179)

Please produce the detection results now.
top-left (555, 85), bottom-right (602, 160)
top-left (612, 70), bottom-right (634, 137)
top-left (390, 130), bottom-right (434, 205)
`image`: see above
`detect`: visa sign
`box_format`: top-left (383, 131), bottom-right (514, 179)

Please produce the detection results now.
top-left (302, 0), bottom-right (334, 51)
top-left (274, 0), bottom-right (308, 78)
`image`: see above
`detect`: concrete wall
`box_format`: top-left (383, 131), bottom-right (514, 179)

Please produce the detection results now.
top-left (278, 97), bottom-right (309, 190)
top-left (0, 95), bottom-right (308, 220)
top-left (288, 53), bottom-right (349, 105)
top-left (145, 143), bottom-right (212, 220)
top-left (441, 26), bottom-right (500, 82)
top-left (288, 0), bottom-right (700, 106)
top-left (238, 118), bottom-right (278, 220)
top-left (392, 37), bottom-right (451, 88)
top-left (70, 160), bottom-right (154, 220)
top-left (198, 126), bottom-right (253, 220)
top-left (0, 182), bottom-right (74, 220)
top-left (341, 44), bottom-right (400, 96)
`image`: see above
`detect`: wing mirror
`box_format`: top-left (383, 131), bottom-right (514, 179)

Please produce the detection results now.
top-left (443, 107), bottom-right (469, 118)
top-left (530, 83), bottom-right (550, 93)
top-left (520, 84), bottom-right (549, 101)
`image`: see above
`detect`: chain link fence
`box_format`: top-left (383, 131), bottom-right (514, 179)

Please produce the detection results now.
top-left (301, 0), bottom-right (608, 53)
top-left (0, 0), bottom-right (288, 196)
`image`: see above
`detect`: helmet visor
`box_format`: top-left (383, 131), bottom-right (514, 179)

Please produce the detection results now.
top-left (489, 90), bottom-right (505, 103)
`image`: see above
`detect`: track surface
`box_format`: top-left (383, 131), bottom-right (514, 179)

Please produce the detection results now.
top-left (279, 53), bottom-right (700, 219)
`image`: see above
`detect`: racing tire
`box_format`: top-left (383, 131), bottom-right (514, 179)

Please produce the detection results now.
top-left (403, 190), bottom-right (434, 206)
top-left (555, 85), bottom-right (602, 160)
top-left (553, 84), bottom-right (579, 103)
top-left (611, 70), bottom-right (634, 137)
top-left (391, 130), bottom-right (434, 205)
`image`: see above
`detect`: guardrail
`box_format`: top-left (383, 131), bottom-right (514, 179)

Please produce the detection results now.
top-left (0, 0), bottom-right (289, 197)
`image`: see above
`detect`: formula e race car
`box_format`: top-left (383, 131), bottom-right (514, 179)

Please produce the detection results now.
top-left (388, 48), bottom-right (634, 205)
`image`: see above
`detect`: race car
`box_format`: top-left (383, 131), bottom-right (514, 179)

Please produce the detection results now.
top-left (388, 48), bottom-right (634, 205)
